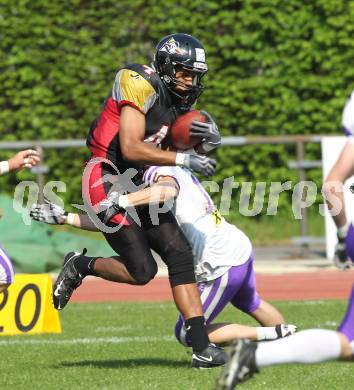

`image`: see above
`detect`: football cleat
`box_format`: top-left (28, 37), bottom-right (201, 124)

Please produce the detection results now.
top-left (334, 241), bottom-right (352, 270)
top-left (52, 249), bottom-right (86, 310)
top-left (215, 339), bottom-right (258, 389)
top-left (275, 324), bottom-right (297, 338)
top-left (192, 343), bottom-right (228, 369)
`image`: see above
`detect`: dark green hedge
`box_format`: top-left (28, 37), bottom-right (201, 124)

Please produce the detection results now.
top-left (1, 0), bottom-right (354, 214)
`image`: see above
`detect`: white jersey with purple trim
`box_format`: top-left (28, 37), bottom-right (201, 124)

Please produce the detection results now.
top-left (143, 166), bottom-right (252, 282)
top-left (0, 245), bottom-right (15, 285)
top-left (342, 90), bottom-right (354, 144)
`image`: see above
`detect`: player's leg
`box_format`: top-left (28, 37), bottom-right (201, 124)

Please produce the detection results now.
top-left (0, 246), bottom-right (15, 292)
top-left (102, 220), bottom-right (158, 285)
top-left (216, 330), bottom-right (345, 390)
top-left (338, 332), bottom-right (354, 360)
top-left (323, 142), bottom-right (354, 267)
top-left (145, 209), bottom-right (227, 367)
top-left (87, 256), bottom-right (138, 284)
top-left (175, 261), bottom-right (292, 346)
top-left (255, 329), bottom-right (344, 367)
top-left (174, 272), bottom-right (238, 346)
top-left (345, 222), bottom-right (354, 262)
top-left (249, 299), bottom-right (285, 326)
top-left (216, 285), bottom-right (354, 388)
top-left (337, 283), bottom-right (354, 357)
top-left (323, 141), bottom-right (354, 228)
top-left (231, 252), bottom-right (286, 326)
top-left (52, 161), bottom-right (161, 309)
top-left (52, 218), bottom-right (159, 310)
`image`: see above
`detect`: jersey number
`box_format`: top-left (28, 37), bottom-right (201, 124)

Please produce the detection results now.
top-left (144, 125), bottom-right (169, 146)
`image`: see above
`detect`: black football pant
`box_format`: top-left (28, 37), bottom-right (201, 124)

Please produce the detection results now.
top-left (104, 206), bottom-right (196, 287)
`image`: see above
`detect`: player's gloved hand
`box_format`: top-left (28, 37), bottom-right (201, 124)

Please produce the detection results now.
top-left (30, 199), bottom-right (67, 225)
top-left (190, 110), bottom-right (221, 152)
top-left (96, 191), bottom-right (128, 224)
top-left (176, 152), bottom-right (216, 176)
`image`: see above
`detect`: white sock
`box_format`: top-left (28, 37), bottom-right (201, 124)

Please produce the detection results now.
top-left (256, 327), bottom-right (278, 340)
top-left (351, 340), bottom-right (354, 355)
top-left (255, 329), bottom-right (341, 367)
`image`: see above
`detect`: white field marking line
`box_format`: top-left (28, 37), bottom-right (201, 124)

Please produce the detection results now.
top-left (73, 303), bottom-right (172, 311)
top-left (289, 301), bottom-right (326, 305)
top-left (94, 325), bottom-right (133, 333)
top-left (0, 335), bottom-right (175, 346)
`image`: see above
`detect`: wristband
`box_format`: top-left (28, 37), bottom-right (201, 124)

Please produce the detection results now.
top-left (66, 213), bottom-right (76, 226)
top-left (117, 194), bottom-right (131, 209)
top-left (0, 161), bottom-right (10, 175)
top-left (175, 153), bottom-right (187, 166)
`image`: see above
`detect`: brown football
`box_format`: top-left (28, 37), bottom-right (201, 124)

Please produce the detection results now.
top-left (170, 110), bottom-right (206, 149)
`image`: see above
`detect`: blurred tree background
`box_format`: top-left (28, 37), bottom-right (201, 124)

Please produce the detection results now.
top-left (1, 0), bottom-right (354, 240)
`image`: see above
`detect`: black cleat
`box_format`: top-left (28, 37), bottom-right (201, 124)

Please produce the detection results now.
top-left (52, 250), bottom-right (86, 310)
top-left (192, 343), bottom-right (228, 369)
top-left (215, 339), bottom-right (258, 389)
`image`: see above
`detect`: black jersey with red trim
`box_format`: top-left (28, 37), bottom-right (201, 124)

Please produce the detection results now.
top-left (87, 63), bottom-right (188, 173)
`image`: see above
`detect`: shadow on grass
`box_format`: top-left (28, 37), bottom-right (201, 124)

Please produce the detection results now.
top-left (57, 358), bottom-right (188, 369)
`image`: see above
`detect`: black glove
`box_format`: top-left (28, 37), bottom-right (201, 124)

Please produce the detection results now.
top-left (97, 191), bottom-right (127, 224)
top-left (190, 110), bottom-right (221, 152)
top-left (183, 154), bottom-right (216, 176)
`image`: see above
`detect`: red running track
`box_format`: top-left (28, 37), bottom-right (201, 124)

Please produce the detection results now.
top-left (71, 269), bottom-right (354, 303)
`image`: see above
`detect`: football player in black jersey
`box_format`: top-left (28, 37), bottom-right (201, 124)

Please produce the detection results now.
top-left (52, 33), bottom-right (227, 368)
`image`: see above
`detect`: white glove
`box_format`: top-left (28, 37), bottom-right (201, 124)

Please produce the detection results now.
top-left (30, 199), bottom-right (67, 225)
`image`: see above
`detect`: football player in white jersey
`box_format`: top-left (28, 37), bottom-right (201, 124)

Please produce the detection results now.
top-left (30, 164), bottom-right (296, 345)
top-left (0, 149), bottom-right (40, 292)
top-left (323, 91), bottom-right (354, 269)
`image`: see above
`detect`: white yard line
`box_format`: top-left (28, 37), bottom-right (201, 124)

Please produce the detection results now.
top-left (0, 335), bottom-right (174, 346)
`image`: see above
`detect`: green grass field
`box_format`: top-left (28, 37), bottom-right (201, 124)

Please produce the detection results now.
top-left (1, 300), bottom-right (352, 390)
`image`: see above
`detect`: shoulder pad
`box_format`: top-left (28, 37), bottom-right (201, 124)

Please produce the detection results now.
top-left (124, 64), bottom-right (160, 89)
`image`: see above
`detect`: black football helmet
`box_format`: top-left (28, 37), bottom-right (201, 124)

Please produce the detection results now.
top-left (153, 33), bottom-right (208, 108)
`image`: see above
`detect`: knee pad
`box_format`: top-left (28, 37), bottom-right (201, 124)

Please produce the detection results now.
top-left (165, 249), bottom-right (196, 287)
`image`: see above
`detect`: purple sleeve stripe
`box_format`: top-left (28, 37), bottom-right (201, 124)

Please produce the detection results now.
top-left (146, 166), bottom-right (160, 183)
top-left (190, 174), bottom-right (213, 211)
top-left (143, 166), bottom-right (156, 182)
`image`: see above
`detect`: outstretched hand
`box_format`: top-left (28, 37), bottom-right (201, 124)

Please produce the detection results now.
top-left (8, 149), bottom-right (41, 171)
top-left (30, 199), bottom-right (67, 225)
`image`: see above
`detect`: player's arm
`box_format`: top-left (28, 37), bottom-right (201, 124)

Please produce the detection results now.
top-left (29, 201), bottom-right (99, 231)
top-left (123, 175), bottom-right (179, 206)
top-left (30, 177), bottom-right (179, 230)
top-left (119, 105), bottom-right (177, 165)
top-left (120, 106), bottom-right (216, 176)
top-left (0, 149), bottom-right (40, 175)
